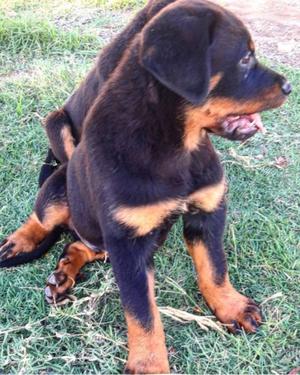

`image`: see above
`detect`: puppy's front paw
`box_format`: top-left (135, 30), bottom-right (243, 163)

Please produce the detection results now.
top-left (125, 355), bottom-right (170, 374)
top-left (208, 289), bottom-right (262, 333)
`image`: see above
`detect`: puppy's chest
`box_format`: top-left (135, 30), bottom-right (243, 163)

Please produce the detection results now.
top-left (113, 178), bottom-right (226, 237)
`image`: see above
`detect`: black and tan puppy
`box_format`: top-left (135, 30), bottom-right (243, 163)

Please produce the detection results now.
top-left (40, 0), bottom-right (266, 178)
top-left (0, 0), bottom-right (291, 373)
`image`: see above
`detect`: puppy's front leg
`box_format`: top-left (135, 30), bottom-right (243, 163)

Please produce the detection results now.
top-left (105, 234), bottom-right (169, 374)
top-left (183, 202), bottom-right (262, 333)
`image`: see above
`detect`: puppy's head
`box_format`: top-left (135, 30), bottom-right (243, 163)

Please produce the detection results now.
top-left (140, 0), bottom-right (291, 136)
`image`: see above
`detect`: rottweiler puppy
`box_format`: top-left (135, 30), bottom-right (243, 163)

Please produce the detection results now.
top-left (39, 0), bottom-right (265, 181)
top-left (0, 0), bottom-right (291, 373)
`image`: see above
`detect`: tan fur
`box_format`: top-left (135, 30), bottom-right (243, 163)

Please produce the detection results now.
top-left (248, 39), bottom-right (255, 52)
top-left (183, 118), bottom-right (207, 151)
top-left (3, 204), bottom-right (70, 257)
top-left (200, 96), bottom-right (281, 119)
top-left (7, 213), bottom-right (48, 254)
top-left (61, 126), bottom-right (75, 160)
top-left (208, 72), bottom-right (223, 93)
top-left (51, 241), bottom-right (107, 295)
top-left (114, 178), bottom-right (226, 236)
top-left (126, 271), bottom-right (169, 374)
top-left (184, 89), bottom-right (285, 151)
top-left (114, 199), bottom-right (185, 237)
top-left (188, 177), bottom-right (226, 212)
top-left (185, 240), bottom-right (261, 330)
top-left (43, 204), bottom-right (70, 231)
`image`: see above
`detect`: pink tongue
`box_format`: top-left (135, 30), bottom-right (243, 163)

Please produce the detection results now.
top-left (227, 113), bottom-right (266, 134)
top-left (248, 113), bottom-right (266, 133)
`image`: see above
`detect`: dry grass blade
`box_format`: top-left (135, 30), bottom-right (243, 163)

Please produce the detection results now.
top-left (260, 292), bottom-right (284, 306)
top-left (159, 306), bottom-right (225, 335)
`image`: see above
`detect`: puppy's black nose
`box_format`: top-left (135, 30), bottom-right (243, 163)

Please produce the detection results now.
top-left (281, 80), bottom-right (292, 95)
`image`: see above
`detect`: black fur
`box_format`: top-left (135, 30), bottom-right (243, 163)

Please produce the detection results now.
top-left (65, 0), bottom-right (289, 329)
top-left (35, 164), bottom-right (68, 223)
top-left (0, 1), bottom-right (291, 371)
top-left (183, 202), bottom-right (227, 285)
top-left (141, 4), bottom-right (216, 104)
top-left (0, 227), bottom-right (62, 268)
top-left (38, 148), bottom-right (59, 187)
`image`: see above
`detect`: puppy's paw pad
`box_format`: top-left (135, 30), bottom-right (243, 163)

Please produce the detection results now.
top-left (45, 271), bottom-right (75, 305)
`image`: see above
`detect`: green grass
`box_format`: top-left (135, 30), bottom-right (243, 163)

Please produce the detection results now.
top-left (0, 16), bottom-right (99, 56)
top-left (94, 0), bottom-right (146, 9)
top-left (0, 0), bottom-right (299, 374)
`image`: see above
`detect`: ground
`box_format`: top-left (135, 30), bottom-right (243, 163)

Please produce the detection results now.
top-left (0, 0), bottom-right (299, 374)
top-left (218, 0), bottom-right (300, 67)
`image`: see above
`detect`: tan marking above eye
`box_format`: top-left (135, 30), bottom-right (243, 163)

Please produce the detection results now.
top-left (114, 199), bottom-right (185, 237)
top-left (188, 177), bottom-right (226, 212)
top-left (248, 39), bottom-right (255, 53)
top-left (208, 72), bottom-right (223, 93)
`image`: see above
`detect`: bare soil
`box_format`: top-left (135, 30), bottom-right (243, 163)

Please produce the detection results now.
top-left (216, 0), bottom-right (300, 67)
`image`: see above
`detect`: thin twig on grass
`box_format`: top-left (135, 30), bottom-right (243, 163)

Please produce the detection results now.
top-left (159, 306), bottom-right (225, 335)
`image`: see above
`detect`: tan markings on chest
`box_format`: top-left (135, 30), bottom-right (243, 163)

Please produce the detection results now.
top-left (113, 179), bottom-right (225, 236)
top-left (114, 200), bottom-right (186, 237)
top-left (188, 178), bottom-right (226, 212)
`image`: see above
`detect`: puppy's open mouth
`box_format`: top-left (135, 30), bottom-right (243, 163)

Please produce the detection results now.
top-left (222, 113), bottom-right (266, 133)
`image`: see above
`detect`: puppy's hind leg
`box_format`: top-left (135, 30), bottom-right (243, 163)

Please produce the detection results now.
top-left (0, 165), bottom-right (69, 267)
top-left (45, 241), bottom-right (108, 305)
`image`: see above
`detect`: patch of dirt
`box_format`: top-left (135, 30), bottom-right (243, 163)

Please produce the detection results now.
top-left (216, 0), bottom-right (300, 67)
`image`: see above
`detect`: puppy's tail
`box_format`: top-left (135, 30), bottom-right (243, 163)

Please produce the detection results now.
top-left (0, 227), bottom-right (63, 268)
top-left (44, 108), bottom-right (76, 163)
top-left (39, 108), bottom-right (76, 187)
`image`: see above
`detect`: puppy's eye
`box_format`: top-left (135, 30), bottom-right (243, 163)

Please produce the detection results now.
top-left (240, 54), bottom-right (251, 66)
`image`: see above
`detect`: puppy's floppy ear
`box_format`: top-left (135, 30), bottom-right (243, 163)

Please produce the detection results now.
top-left (140, 5), bottom-right (217, 105)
